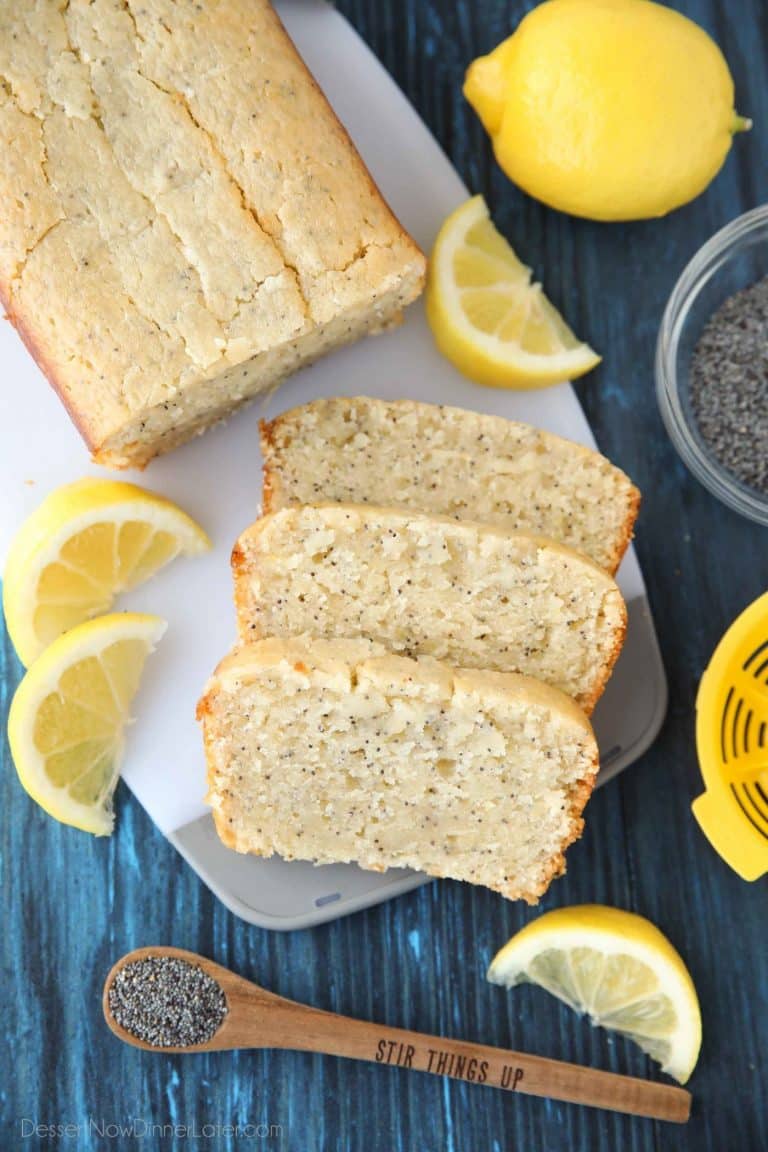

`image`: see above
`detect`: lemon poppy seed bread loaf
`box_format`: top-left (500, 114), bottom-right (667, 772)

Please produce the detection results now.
top-left (260, 397), bottom-right (639, 573)
top-left (0, 0), bottom-right (424, 467)
top-left (232, 504), bottom-right (627, 713)
top-left (198, 637), bottom-right (599, 903)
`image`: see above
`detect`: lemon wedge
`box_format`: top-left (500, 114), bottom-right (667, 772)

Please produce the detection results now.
top-left (3, 479), bottom-right (210, 666)
top-left (7, 613), bottom-right (166, 835)
top-left (487, 905), bottom-right (702, 1084)
top-left (425, 195), bottom-right (600, 388)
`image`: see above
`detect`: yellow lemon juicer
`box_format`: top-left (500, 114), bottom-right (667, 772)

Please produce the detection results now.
top-left (693, 590), bottom-right (768, 879)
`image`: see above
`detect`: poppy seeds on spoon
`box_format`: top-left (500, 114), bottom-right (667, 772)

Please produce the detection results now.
top-left (689, 275), bottom-right (768, 495)
top-left (108, 957), bottom-right (228, 1048)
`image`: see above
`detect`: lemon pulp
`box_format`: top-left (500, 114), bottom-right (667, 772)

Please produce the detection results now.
top-left (3, 478), bottom-right (209, 666)
top-left (487, 904), bottom-right (702, 1084)
top-left (7, 613), bottom-right (166, 835)
top-left (426, 195), bottom-right (599, 388)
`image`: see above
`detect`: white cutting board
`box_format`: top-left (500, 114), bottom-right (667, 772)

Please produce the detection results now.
top-left (0, 0), bottom-right (665, 928)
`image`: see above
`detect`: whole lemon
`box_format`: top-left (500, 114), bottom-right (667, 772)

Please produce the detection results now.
top-left (464, 0), bottom-right (750, 221)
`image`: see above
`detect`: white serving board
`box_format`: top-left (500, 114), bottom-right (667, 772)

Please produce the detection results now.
top-left (0, 0), bottom-right (666, 929)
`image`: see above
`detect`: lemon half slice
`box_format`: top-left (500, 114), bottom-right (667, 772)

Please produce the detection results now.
top-left (426, 195), bottom-right (600, 388)
top-left (3, 479), bottom-right (209, 666)
top-left (8, 613), bottom-right (166, 835)
top-left (487, 905), bottom-right (702, 1084)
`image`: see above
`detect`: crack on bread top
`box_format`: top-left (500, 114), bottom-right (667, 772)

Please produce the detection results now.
top-left (0, 0), bottom-right (425, 463)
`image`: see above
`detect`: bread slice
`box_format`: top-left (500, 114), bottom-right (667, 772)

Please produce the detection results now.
top-left (0, 2), bottom-right (424, 468)
top-left (197, 637), bottom-right (599, 903)
top-left (260, 397), bottom-right (640, 574)
top-left (232, 504), bottom-right (626, 713)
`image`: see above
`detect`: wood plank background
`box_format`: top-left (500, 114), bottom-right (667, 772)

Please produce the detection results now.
top-left (2, 1), bottom-right (767, 1148)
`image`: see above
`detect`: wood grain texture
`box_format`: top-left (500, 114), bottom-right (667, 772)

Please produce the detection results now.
top-left (2, 1), bottom-right (768, 1149)
top-left (103, 947), bottom-right (691, 1122)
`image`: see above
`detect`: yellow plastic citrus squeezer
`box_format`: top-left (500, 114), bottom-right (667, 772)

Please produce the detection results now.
top-left (693, 590), bottom-right (768, 880)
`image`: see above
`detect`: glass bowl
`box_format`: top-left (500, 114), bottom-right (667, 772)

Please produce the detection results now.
top-left (656, 205), bottom-right (768, 526)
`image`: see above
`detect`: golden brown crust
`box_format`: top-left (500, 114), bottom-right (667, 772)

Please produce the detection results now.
top-left (230, 541), bottom-right (247, 575)
top-left (1, 283), bottom-right (102, 458)
top-left (229, 540), bottom-right (255, 637)
top-left (577, 589), bottom-right (628, 717)
top-left (259, 416), bottom-right (279, 515)
top-left (200, 682), bottom-right (244, 855)
top-left (605, 482), bottom-right (642, 576)
top-left (195, 691), bottom-right (214, 725)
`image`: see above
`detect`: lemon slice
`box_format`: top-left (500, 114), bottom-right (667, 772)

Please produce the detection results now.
top-left (425, 195), bottom-right (600, 388)
top-left (3, 479), bottom-right (210, 666)
top-left (7, 613), bottom-right (166, 835)
top-left (487, 905), bottom-right (702, 1084)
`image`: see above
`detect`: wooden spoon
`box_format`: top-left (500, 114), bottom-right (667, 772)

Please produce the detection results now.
top-left (103, 947), bottom-right (691, 1123)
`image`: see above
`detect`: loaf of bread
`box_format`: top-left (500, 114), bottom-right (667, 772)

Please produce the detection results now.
top-left (232, 504), bottom-right (626, 712)
top-left (198, 637), bottom-right (599, 902)
top-left (0, 1), bottom-right (425, 468)
top-left (261, 397), bottom-right (640, 573)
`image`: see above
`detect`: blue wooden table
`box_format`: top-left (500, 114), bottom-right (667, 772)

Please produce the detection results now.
top-left (3, 2), bottom-right (767, 1149)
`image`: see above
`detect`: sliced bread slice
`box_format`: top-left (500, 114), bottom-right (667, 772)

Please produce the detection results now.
top-left (232, 504), bottom-right (626, 713)
top-left (259, 396), bottom-right (640, 574)
top-left (198, 636), bottom-right (599, 903)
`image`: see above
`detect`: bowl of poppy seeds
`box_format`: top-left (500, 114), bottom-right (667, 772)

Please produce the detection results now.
top-left (657, 205), bottom-right (768, 525)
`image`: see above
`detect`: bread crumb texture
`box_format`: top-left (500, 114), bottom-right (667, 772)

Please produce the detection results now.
top-left (0, 0), bottom-right (425, 466)
top-left (261, 397), bottom-right (640, 573)
top-left (233, 504), bottom-right (627, 713)
top-left (199, 637), bottom-right (599, 902)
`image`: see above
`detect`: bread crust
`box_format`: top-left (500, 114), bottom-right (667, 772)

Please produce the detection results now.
top-left (606, 481), bottom-right (641, 575)
top-left (577, 588), bottom-right (628, 716)
top-left (259, 414), bottom-right (279, 515)
top-left (1, 282), bottom-right (101, 456)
